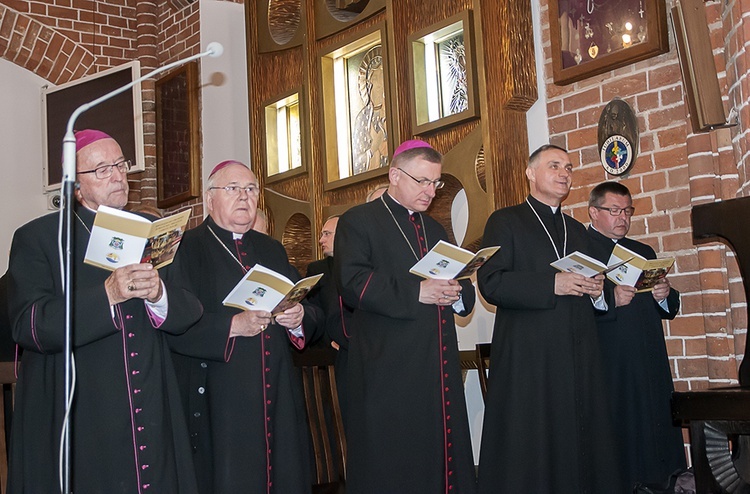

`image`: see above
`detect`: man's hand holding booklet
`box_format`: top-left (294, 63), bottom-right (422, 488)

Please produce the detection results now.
top-left (606, 243), bottom-right (675, 292)
top-left (222, 264), bottom-right (322, 315)
top-left (409, 240), bottom-right (500, 280)
top-left (550, 251), bottom-right (633, 277)
top-left (84, 205), bottom-right (190, 271)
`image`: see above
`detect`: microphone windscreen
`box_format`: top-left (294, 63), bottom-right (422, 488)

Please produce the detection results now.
top-left (206, 42), bottom-right (224, 58)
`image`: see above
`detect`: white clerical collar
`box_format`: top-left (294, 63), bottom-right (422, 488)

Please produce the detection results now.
top-left (590, 225), bottom-right (619, 243)
top-left (385, 193), bottom-right (415, 215)
top-left (528, 194), bottom-right (560, 214)
top-left (232, 232), bottom-right (243, 240)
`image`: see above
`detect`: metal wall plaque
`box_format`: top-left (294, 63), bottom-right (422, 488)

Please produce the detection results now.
top-left (598, 98), bottom-right (638, 176)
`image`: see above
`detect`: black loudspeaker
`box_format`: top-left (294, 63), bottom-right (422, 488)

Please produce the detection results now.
top-left (671, 0), bottom-right (729, 132)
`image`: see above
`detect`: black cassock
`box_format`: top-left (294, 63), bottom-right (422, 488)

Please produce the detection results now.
top-left (6, 207), bottom-right (201, 494)
top-left (587, 227), bottom-right (686, 488)
top-left (334, 192), bottom-right (477, 494)
top-left (306, 256), bottom-right (353, 422)
top-left (476, 196), bottom-right (624, 494)
top-left (167, 216), bottom-right (319, 494)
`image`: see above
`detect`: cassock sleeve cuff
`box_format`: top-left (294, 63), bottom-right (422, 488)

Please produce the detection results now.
top-left (591, 292), bottom-right (608, 311)
top-left (288, 324), bottom-right (305, 350)
top-left (144, 281), bottom-right (169, 327)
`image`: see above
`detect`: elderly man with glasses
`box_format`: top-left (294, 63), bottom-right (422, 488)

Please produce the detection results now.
top-left (587, 181), bottom-right (686, 490)
top-left (6, 129), bottom-right (203, 493)
top-left (167, 160), bottom-right (321, 494)
top-left (334, 139), bottom-right (477, 494)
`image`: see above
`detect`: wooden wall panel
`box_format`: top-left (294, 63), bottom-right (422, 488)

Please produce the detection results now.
top-left (475, 0), bottom-right (537, 210)
top-left (246, 0), bottom-right (538, 263)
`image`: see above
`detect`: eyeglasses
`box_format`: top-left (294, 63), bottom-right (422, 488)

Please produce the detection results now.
top-left (397, 168), bottom-right (445, 189)
top-left (78, 159), bottom-right (132, 179)
top-left (594, 206), bottom-right (635, 217)
top-left (208, 185), bottom-right (260, 196)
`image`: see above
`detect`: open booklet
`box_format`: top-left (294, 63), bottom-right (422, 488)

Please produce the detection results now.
top-left (607, 243), bottom-right (675, 292)
top-left (550, 251), bottom-right (632, 277)
top-left (84, 205), bottom-right (191, 271)
top-left (223, 264), bottom-right (323, 315)
top-left (409, 240), bottom-right (500, 280)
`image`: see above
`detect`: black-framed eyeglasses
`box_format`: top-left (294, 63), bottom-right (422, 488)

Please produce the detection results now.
top-left (594, 205), bottom-right (635, 217)
top-left (208, 185), bottom-right (260, 196)
top-left (78, 159), bottom-right (132, 179)
top-left (397, 168), bottom-right (444, 189)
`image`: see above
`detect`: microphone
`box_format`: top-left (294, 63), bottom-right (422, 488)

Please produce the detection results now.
top-left (61, 41), bottom-right (225, 182)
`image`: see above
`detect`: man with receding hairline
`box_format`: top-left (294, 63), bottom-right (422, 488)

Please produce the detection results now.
top-left (335, 139), bottom-right (477, 493)
top-left (477, 144), bottom-right (624, 493)
top-left (168, 160), bottom-right (320, 494)
top-left (7, 129), bottom-right (202, 493)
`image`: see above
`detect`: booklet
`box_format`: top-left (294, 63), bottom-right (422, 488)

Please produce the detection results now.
top-left (84, 205), bottom-right (191, 271)
top-left (409, 240), bottom-right (500, 280)
top-left (223, 264), bottom-right (323, 315)
top-left (550, 250), bottom-right (632, 277)
top-left (607, 243), bottom-right (675, 292)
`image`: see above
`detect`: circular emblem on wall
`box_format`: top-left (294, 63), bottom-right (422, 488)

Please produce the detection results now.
top-left (600, 135), bottom-right (633, 176)
top-left (598, 98), bottom-right (639, 176)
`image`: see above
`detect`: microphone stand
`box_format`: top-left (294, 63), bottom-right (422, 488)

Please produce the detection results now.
top-left (58, 42), bottom-right (223, 494)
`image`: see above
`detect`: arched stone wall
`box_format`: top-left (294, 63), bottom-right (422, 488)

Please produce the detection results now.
top-left (0, 5), bottom-right (95, 85)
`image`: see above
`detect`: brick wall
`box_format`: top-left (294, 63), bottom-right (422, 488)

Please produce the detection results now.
top-left (540, 0), bottom-right (748, 391)
top-left (2, 0), bottom-right (137, 67)
top-left (155, 1), bottom-right (202, 228)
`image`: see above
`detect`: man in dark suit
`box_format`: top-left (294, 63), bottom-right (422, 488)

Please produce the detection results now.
top-left (6, 129), bottom-right (202, 493)
top-left (168, 160), bottom-right (320, 494)
top-left (306, 215), bottom-right (353, 423)
top-left (587, 181), bottom-right (686, 489)
top-left (335, 139), bottom-right (477, 494)
top-left (477, 144), bottom-right (624, 493)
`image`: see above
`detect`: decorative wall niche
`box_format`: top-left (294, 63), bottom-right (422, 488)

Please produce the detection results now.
top-left (264, 89), bottom-right (306, 183)
top-left (408, 10), bottom-right (479, 134)
top-left (320, 24), bottom-right (393, 189)
top-left (314, 0), bottom-right (385, 40)
top-left (257, 0), bottom-right (305, 53)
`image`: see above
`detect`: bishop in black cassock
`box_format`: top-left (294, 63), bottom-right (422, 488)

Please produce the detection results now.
top-left (167, 161), bottom-right (320, 494)
top-left (6, 130), bottom-right (201, 494)
top-left (587, 182), bottom-right (686, 489)
top-left (335, 140), bottom-right (477, 494)
top-left (477, 145), bottom-right (624, 493)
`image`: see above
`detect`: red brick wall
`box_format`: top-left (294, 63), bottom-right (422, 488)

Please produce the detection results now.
top-left (156, 1), bottom-right (203, 228)
top-left (540, 0), bottom-right (747, 390)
